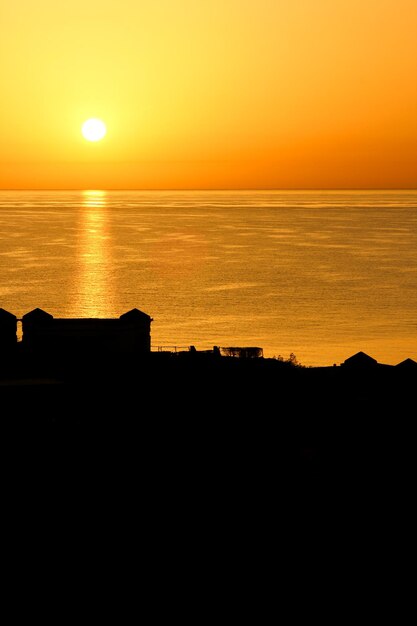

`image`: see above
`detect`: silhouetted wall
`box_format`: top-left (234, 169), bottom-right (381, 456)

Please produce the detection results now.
top-left (0, 308), bottom-right (17, 351)
top-left (21, 308), bottom-right (152, 356)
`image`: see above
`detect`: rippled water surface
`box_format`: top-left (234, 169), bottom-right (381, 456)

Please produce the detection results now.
top-left (1, 189), bottom-right (416, 366)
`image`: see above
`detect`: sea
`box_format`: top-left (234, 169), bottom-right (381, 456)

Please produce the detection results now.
top-left (1, 189), bottom-right (416, 367)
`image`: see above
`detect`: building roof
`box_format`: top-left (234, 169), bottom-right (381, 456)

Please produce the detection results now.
top-left (51, 319), bottom-right (122, 327)
top-left (0, 308), bottom-right (16, 320)
top-left (21, 307), bottom-right (152, 324)
top-left (119, 308), bottom-right (152, 322)
top-left (22, 308), bottom-right (54, 322)
top-left (343, 351), bottom-right (378, 367)
top-left (395, 358), bottom-right (417, 369)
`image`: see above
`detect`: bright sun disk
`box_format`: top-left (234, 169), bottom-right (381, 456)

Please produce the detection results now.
top-left (82, 118), bottom-right (107, 142)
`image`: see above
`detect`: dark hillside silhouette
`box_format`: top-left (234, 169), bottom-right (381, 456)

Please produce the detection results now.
top-left (1, 307), bottom-right (416, 503)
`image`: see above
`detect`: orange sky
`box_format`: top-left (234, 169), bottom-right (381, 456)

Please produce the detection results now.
top-left (1, 0), bottom-right (416, 189)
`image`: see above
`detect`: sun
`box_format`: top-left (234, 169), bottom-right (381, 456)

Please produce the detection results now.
top-left (82, 118), bottom-right (107, 142)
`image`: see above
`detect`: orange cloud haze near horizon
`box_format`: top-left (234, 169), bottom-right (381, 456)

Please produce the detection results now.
top-left (0, 0), bottom-right (416, 190)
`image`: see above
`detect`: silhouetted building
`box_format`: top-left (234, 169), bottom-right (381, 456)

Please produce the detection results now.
top-left (342, 351), bottom-right (378, 368)
top-left (395, 358), bottom-right (417, 370)
top-left (22, 307), bottom-right (152, 356)
top-left (0, 308), bottom-right (17, 351)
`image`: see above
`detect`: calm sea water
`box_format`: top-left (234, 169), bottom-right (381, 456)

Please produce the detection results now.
top-left (1, 189), bottom-right (416, 366)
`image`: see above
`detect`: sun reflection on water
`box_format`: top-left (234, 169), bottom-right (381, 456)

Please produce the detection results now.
top-left (73, 190), bottom-right (115, 317)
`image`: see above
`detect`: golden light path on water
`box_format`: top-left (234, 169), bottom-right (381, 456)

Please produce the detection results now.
top-left (73, 190), bottom-right (115, 318)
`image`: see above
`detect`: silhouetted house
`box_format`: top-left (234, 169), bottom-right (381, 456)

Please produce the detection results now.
top-left (22, 307), bottom-right (152, 356)
top-left (395, 358), bottom-right (417, 370)
top-left (0, 308), bottom-right (17, 351)
top-left (342, 351), bottom-right (378, 368)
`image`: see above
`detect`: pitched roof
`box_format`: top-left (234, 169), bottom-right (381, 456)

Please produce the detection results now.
top-left (22, 308), bottom-right (54, 322)
top-left (119, 308), bottom-right (152, 322)
top-left (0, 308), bottom-right (16, 320)
top-left (395, 358), bottom-right (417, 369)
top-left (343, 351), bottom-right (378, 366)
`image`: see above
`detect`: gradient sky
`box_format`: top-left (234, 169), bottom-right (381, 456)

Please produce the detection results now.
top-left (1, 0), bottom-right (416, 189)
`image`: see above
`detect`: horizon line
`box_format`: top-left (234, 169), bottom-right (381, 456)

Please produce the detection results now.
top-left (1, 187), bottom-right (417, 192)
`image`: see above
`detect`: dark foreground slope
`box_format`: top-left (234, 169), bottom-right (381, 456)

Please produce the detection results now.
top-left (2, 350), bottom-right (415, 593)
top-left (1, 352), bottom-right (415, 491)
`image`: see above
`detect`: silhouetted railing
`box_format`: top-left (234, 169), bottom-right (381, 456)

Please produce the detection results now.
top-left (220, 347), bottom-right (264, 358)
top-left (153, 346), bottom-right (190, 353)
top-left (151, 345), bottom-right (264, 358)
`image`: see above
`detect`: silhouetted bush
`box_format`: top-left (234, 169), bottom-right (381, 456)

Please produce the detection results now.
top-left (272, 352), bottom-right (303, 367)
